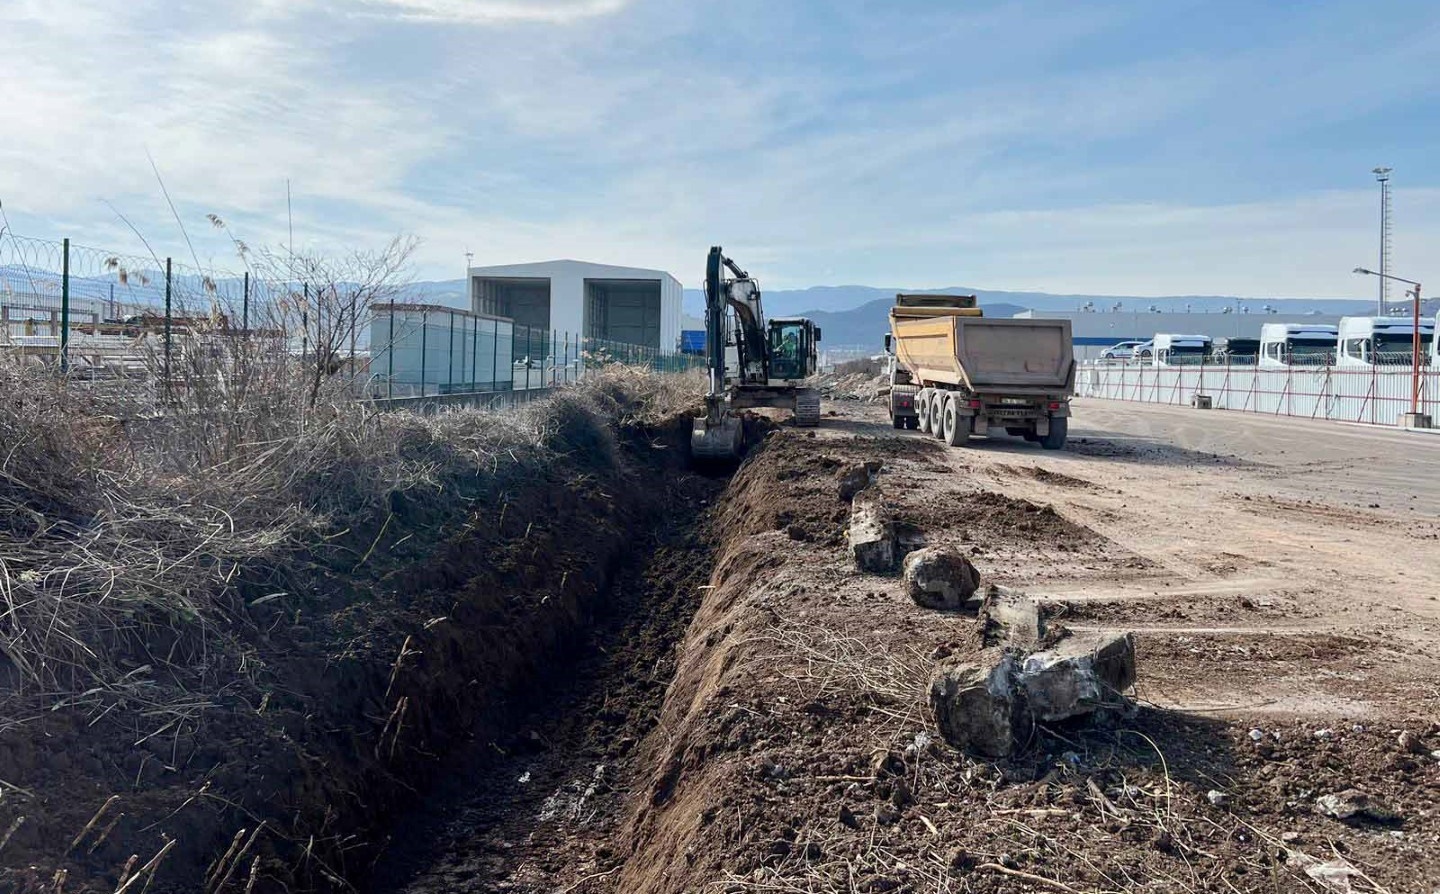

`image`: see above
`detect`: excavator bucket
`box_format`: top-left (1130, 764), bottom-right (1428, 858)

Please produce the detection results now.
top-left (691, 413), bottom-right (744, 462)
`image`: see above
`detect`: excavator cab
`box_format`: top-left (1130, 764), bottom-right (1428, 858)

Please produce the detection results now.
top-left (767, 318), bottom-right (820, 383)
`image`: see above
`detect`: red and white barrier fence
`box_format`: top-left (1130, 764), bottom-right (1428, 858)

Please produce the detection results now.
top-left (1078, 362), bottom-right (1440, 426)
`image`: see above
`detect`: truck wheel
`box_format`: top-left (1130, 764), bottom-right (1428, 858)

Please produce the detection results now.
top-left (930, 392), bottom-right (948, 440)
top-left (1040, 417), bottom-right (1068, 450)
top-left (916, 388), bottom-right (933, 433)
top-left (941, 395), bottom-right (971, 447)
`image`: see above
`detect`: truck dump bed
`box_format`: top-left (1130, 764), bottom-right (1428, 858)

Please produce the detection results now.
top-left (892, 315), bottom-right (1075, 392)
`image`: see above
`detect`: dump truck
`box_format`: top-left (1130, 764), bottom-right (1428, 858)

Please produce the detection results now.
top-left (885, 294), bottom-right (1075, 448)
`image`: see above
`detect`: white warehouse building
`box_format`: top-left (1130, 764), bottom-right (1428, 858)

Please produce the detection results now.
top-left (468, 259), bottom-right (683, 353)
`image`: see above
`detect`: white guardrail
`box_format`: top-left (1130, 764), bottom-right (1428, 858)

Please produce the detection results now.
top-left (1078, 362), bottom-right (1440, 426)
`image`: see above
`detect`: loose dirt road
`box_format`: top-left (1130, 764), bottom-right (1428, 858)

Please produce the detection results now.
top-left (872, 397), bottom-right (1440, 720)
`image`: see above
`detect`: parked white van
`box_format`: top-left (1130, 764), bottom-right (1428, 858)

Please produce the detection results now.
top-left (1335, 316), bottom-right (1434, 368)
top-left (1258, 323), bottom-right (1338, 368)
top-left (1150, 334), bottom-right (1212, 366)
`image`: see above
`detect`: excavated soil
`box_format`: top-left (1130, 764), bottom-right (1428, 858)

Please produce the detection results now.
top-left (13, 402), bottom-right (1440, 893)
top-left (371, 425), bottom-right (1438, 894)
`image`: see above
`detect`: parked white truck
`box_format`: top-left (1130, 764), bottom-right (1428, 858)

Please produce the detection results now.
top-left (1258, 323), bottom-right (1338, 368)
top-left (1148, 334), bottom-right (1212, 366)
top-left (1335, 316), bottom-right (1434, 367)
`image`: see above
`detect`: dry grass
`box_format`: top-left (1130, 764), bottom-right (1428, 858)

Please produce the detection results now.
top-left (0, 354), bottom-right (702, 728)
top-left (751, 616), bottom-right (935, 735)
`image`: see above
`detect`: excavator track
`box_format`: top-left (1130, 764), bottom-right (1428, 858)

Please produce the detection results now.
top-left (794, 388), bottom-right (821, 427)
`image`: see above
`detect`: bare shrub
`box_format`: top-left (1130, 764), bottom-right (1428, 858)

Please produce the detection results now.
top-left (0, 346), bottom-right (693, 722)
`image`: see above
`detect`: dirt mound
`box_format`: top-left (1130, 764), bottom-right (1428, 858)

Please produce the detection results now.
top-left (815, 366), bottom-right (888, 402)
top-left (604, 430), bottom-right (1440, 894)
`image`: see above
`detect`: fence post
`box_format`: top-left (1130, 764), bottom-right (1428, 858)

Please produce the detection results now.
top-left (564, 331), bottom-right (571, 383)
top-left (447, 310), bottom-right (455, 393)
top-left (420, 310), bottom-right (428, 398)
top-left (242, 271), bottom-right (249, 331)
top-left (302, 283), bottom-right (310, 362)
top-left (164, 257), bottom-right (173, 387)
top-left (493, 318), bottom-right (500, 391)
top-left (60, 238), bottom-right (71, 373)
top-left (387, 304), bottom-right (395, 400)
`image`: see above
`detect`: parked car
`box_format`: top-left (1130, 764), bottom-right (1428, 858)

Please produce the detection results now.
top-left (1099, 340), bottom-right (1145, 362)
top-left (1131, 339), bottom-right (1155, 363)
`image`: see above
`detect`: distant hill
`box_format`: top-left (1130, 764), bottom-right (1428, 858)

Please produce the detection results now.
top-left (680, 285), bottom-right (1377, 319)
top-left (803, 298), bottom-right (1027, 349)
top-left (391, 277), bottom-right (1380, 323)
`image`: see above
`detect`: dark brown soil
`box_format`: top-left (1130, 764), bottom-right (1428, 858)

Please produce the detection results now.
top-left (368, 461), bottom-right (721, 892)
top-left (604, 430), bottom-right (1440, 894)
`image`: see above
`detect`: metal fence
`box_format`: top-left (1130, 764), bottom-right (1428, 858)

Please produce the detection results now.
top-left (1079, 359), bottom-right (1440, 426)
top-left (2, 230), bottom-right (702, 397)
top-left (366, 303), bottom-right (702, 399)
top-left (1, 231), bottom-right (291, 379)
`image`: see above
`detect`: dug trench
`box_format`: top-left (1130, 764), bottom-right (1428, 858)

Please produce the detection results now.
top-left (0, 388), bottom-right (718, 894)
top-left (389, 428), bottom-right (1439, 893)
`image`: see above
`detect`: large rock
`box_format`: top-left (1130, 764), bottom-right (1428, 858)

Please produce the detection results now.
top-left (1314, 789), bottom-right (1399, 823)
top-left (837, 462), bottom-right (881, 502)
top-left (1017, 632), bottom-right (1136, 721)
top-left (903, 547), bottom-right (981, 610)
top-left (978, 585), bottom-right (1048, 648)
top-left (929, 653), bottom-right (1018, 758)
top-left (849, 492), bottom-right (896, 572)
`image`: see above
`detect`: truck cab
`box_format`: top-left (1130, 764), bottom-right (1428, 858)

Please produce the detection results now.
top-left (1211, 337), bottom-right (1260, 365)
top-left (883, 332), bottom-right (920, 429)
top-left (1258, 323), bottom-right (1337, 368)
top-left (1335, 317), bottom-right (1434, 367)
top-left (1150, 334), bottom-right (1212, 366)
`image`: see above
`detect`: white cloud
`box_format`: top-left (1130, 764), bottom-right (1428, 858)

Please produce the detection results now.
top-left (1, 0), bottom-right (1436, 303)
top-left (356, 0), bottom-right (631, 25)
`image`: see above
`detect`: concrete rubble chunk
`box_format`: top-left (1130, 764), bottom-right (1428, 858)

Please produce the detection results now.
top-left (837, 462), bottom-right (882, 502)
top-left (903, 547), bottom-right (981, 611)
top-left (1018, 632), bottom-right (1136, 722)
top-left (1314, 789), bottom-right (1398, 823)
top-left (849, 492), bottom-right (896, 572)
top-left (929, 653), bottom-right (1018, 758)
top-left (978, 585), bottom-right (1047, 648)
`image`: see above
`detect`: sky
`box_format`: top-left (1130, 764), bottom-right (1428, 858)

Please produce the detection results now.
top-left (1, 0), bottom-right (1437, 298)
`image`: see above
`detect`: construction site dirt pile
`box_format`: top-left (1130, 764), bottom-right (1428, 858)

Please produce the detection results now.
top-left (605, 427), bottom-right (1439, 894)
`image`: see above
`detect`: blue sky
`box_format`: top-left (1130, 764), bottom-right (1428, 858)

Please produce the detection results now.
top-left (1, 0), bottom-right (1436, 297)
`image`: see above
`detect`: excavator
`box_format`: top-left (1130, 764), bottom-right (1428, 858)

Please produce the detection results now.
top-left (691, 246), bottom-right (822, 461)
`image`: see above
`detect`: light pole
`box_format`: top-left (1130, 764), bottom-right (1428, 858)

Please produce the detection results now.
top-left (1353, 266), bottom-right (1426, 426)
top-left (1373, 167), bottom-right (1393, 316)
